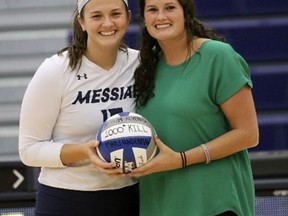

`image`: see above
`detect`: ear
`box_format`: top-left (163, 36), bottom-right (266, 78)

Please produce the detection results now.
top-left (128, 10), bottom-right (132, 23)
top-left (77, 15), bottom-right (86, 31)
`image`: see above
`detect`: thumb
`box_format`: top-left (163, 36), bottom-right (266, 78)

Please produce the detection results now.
top-left (154, 135), bottom-right (172, 152)
top-left (154, 135), bottom-right (164, 148)
top-left (88, 140), bottom-right (99, 148)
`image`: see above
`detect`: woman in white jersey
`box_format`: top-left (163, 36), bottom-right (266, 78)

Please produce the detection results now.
top-left (18, 0), bottom-right (139, 215)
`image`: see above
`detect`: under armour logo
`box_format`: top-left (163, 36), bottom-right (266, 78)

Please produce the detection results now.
top-left (77, 73), bottom-right (88, 80)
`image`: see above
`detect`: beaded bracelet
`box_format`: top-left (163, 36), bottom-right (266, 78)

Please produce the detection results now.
top-left (200, 144), bottom-right (211, 164)
top-left (180, 152), bottom-right (187, 168)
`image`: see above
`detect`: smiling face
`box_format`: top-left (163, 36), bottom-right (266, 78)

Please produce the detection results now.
top-left (78, 0), bottom-right (130, 50)
top-left (143, 0), bottom-right (186, 43)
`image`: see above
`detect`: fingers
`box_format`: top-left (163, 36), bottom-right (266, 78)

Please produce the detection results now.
top-left (87, 140), bottom-right (123, 174)
top-left (90, 156), bottom-right (123, 174)
top-left (124, 164), bottom-right (153, 177)
top-left (90, 151), bottom-right (115, 168)
top-left (127, 167), bottom-right (150, 177)
top-left (119, 136), bottom-right (161, 177)
top-left (88, 137), bottom-right (167, 176)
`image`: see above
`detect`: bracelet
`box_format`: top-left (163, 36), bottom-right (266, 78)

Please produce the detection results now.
top-left (200, 144), bottom-right (211, 164)
top-left (180, 152), bottom-right (187, 168)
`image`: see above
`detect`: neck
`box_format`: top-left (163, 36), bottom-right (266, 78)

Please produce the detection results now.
top-left (85, 46), bottom-right (118, 71)
top-left (159, 38), bottom-right (193, 66)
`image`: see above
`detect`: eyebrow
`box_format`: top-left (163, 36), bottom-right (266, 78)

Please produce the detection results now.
top-left (90, 7), bottom-right (124, 13)
top-left (145, 2), bottom-right (177, 8)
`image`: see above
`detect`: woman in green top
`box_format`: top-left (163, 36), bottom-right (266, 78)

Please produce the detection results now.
top-left (127, 0), bottom-right (259, 215)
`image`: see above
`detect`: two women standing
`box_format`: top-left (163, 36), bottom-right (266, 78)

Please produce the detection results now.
top-left (19, 0), bottom-right (259, 215)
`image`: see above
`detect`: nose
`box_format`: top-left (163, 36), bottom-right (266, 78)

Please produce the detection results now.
top-left (157, 10), bottom-right (167, 21)
top-left (102, 16), bottom-right (113, 27)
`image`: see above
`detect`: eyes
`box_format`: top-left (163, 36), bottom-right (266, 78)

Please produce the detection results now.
top-left (91, 11), bottom-right (124, 20)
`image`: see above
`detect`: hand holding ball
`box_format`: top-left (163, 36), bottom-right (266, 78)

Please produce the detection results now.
top-left (96, 112), bottom-right (157, 173)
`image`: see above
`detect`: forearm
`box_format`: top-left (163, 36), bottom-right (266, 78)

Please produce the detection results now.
top-left (185, 127), bottom-right (258, 166)
top-left (60, 143), bottom-right (91, 166)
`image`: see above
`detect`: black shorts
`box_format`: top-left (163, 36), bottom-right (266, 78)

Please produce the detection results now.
top-left (35, 183), bottom-right (139, 216)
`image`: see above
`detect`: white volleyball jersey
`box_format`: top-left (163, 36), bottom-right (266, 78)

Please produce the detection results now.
top-left (19, 48), bottom-right (139, 191)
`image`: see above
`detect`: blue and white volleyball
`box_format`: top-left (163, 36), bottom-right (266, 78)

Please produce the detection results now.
top-left (96, 112), bottom-right (157, 173)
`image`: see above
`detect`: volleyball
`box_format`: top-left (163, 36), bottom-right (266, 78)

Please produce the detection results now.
top-left (96, 112), bottom-right (157, 173)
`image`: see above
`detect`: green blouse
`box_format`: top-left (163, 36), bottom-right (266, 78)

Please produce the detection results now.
top-left (137, 40), bottom-right (255, 216)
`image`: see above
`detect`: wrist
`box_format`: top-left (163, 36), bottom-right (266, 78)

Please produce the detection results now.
top-left (200, 144), bottom-right (211, 164)
top-left (180, 151), bottom-right (187, 168)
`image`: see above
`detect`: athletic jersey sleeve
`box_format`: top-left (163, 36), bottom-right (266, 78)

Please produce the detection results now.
top-left (19, 55), bottom-right (66, 168)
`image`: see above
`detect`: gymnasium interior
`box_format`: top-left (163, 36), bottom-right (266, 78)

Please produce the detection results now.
top-left (0, 0), bottom-right (287, 215)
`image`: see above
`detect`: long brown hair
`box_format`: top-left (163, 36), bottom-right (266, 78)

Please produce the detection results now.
top-left (58, 2), bottom-right (130, 71)
top-left (134, 0), bottom-right (225, 106)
